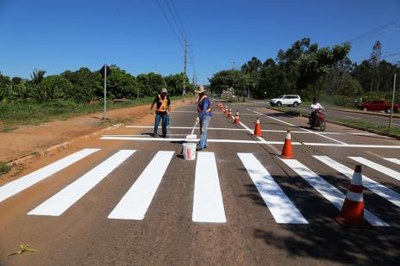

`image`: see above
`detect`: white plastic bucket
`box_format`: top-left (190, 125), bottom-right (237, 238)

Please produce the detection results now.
top-left (183, 143), bottom-right (197, 160)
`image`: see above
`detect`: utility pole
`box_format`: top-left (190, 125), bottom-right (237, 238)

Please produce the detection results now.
top-left (183, 39), bottom-right (187, 95)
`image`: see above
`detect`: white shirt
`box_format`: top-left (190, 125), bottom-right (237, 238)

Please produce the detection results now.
top-left (310, 102), bottom-right (323, 111)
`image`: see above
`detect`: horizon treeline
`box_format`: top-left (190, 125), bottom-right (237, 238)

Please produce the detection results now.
top-left (1, 38), bottom-right (399, 106)
top-left (209, 38), bottom-right (400, 106)
top-left (0, 65), bottom-right (193, 103)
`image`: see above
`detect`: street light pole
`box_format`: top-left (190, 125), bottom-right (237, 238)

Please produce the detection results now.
top-left (389, 73), bottom-right (397, 128)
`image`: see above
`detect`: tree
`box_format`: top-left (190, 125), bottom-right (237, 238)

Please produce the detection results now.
top-left (61, 68), bottom-right (102, 102)
top-left (258, 58), bottom-right (288, 98)
top-left (39, 75), bottom-right (73, 100)
top-left (241, 57), bottom-right (262, 98)
top-left (106, 66), bottom-right (137, 99)
top-left (136, 72), bottom-right (166, 97)
top-left (296, 42), bottom-right (351, 97)
top-left (31, 69), bottom-right (46, 85)
top-left (0, 73), bottom-right (12, 100)
top-left (165, 73), bottom-right (186, 96)
top-left (209, 69), bottom-right (248, 98)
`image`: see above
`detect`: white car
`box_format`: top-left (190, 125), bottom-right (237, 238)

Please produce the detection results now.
top-left (269, 94), bottom-right (302, 107)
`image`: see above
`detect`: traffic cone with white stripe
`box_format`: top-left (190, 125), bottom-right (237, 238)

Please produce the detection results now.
top-left (224, 106), bottom-right (228, 114)
top-left (253, 117), bottom-right (262, 137)
top-left (335, 165), bottom-right (366, 226)
top-left (234, 110), bottom-right (240, 124)
top-left (281, 129), bottom-right (293, 158)
top-left (227, 108), bottom-right (232, 119)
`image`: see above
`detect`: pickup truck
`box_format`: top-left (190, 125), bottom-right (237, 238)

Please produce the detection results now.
top-left (358, 100), bottom-right (400, 113)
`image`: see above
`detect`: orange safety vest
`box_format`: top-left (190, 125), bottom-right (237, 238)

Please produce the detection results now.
top-left (157, 95), bottom-right (169, 112)
top-left (197, 95), bottom-right (212, 113)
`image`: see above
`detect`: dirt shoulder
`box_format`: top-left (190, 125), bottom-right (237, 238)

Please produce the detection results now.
top-left (0, 98), bottom-right (194, 171)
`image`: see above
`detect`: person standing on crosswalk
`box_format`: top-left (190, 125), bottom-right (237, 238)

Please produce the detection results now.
top-left (195, 85), bottom-right (212, 151)
top-left (150, 88), bottom-right (171, 138)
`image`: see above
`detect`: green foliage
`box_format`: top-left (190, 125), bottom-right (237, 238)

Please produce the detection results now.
top-left (61, 68), bottom-right (102, 102)
top-left (106, 66), bottom-right (137, 99)
top-left (209, 69), bottom-right (249, 96)
top-left (0, 161), bottom-right (11, 176)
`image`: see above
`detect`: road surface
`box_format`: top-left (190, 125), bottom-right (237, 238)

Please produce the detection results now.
top-left (1, 101), bottom-right (400, 265)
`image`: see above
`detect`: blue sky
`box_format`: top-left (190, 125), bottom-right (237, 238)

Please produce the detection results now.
top-left (1, 0), bottom-right (400, 85)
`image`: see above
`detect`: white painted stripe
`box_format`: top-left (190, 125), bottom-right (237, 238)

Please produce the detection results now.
top-left (314, 156), bottom-right (400, 208)
top-left (0, 149), bottom-right (99, 203)
top-left (281, 159), bottom-right (388, 226)
top-left (384, 158), bottom-right (400, 165)
top-left (349, 157), bottom-right (400, 182)
top-left (126, 125), bottom-right (378, 136)
top-left (238, 153), bottom-right (308, 224)
top-left (101, 136), bottom-right (400, 149)
top-left (108, 151), bottom-right (174, 220)
top-left (192, 152), bottom-right (226, 223)
top-left (253, 110), bottom-right (295, 126)
top-left (346, 191), bottom-right (363, 202)
top-left (28, 150), bottom-right (135, 216)
top-left (253, 110), bottom-right (348, 145)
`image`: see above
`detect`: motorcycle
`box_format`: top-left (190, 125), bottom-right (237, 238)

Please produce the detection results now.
top-left (309, 109), bottom-right (326, 131)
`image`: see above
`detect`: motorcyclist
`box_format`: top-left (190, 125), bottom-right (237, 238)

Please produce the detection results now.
top-left (309, 97), bottom-right (324, 125)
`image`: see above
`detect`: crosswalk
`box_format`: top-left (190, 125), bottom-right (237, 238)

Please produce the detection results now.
top-left (1, 149), bottom-right (400, 226)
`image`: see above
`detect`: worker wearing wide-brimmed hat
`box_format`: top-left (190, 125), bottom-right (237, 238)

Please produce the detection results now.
top-left (150, 88), bottom-right (171, 138)
top-left (194, 85), bottom-right (212, 151)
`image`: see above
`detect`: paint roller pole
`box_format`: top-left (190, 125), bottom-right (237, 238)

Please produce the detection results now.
top-left (191, 117), bottom-right (199, 135)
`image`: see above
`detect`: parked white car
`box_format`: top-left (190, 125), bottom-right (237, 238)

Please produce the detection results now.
top-left (269, 94), bottom-right (302, 107)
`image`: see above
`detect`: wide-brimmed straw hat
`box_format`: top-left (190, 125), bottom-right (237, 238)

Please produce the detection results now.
top-left (194, 85), bottom-right (206, 94)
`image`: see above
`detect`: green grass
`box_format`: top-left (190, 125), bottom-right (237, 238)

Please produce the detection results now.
top-left (336, 119), bottom-right (400, 136)
top-left (0, 96), bottom-right (185, 128)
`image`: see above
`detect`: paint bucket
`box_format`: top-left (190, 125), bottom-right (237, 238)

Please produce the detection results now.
top-left (183, 143), bottom-right (197, 160)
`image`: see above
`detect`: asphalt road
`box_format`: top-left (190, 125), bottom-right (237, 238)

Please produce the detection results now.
top-left (270, 101), bottom-right (400, 129)
top-left (1, 101), bottom-right (400, 265)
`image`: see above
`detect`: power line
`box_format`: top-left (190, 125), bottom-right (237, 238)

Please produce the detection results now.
top-left (164, 0), bottom-right (188, 41)
top-left (349, 16), bottom-right (400, 45)
top-left (154, 0), bottom-right (184, 46)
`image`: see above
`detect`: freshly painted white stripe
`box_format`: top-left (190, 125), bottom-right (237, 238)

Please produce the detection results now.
top-left (28, 150), bottom-right (135, 216)
top-left (0, 149), bottom-right (99, 203)
top-left (314, 156), bottom-right (400, 208)
top-left (346, 191), bottom-right (363, 202)
top-left (254, 110), bottom-right (295, 126)
top-left (108, 151), bottom-right (174, 220)
top-left (238, 153), bottom-right (308, 224)
top-left (384, 158), bottom-right (400, 165)
top-left (192, 152), bottom-right (226, 223)
top-left (350, 157), bottom-right (400, 182)
top-left (101, 136), bottom-right (400, 149)
top-left (281, 159), bottom-right (388, 226)
top-left (125, 125), bottom-right (377, 136)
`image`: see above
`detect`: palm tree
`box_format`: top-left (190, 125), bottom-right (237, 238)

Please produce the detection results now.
top-left (31, 69), bottom-right (46, 85)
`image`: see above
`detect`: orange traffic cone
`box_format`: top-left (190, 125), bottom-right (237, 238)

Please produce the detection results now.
top-left (335, 165), bottom-right (366, 226)
top-left (253, 117), bottom-right (262, 137)
top-left (224, 106), bottom-right (228, 114)
top-left (227, 108), bottom-right (232, 119)
top-left (281, 129), bottom-right (293, 158)
top-left (234, 111), bottom-right (240, 124)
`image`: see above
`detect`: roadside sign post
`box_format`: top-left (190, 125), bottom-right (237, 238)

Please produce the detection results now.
top-left (389, 73), bottom-right (396, 128)
top-left (100, 64), bottom-right (111, 120)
